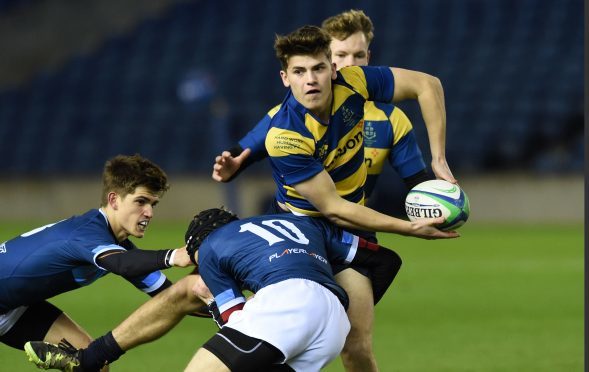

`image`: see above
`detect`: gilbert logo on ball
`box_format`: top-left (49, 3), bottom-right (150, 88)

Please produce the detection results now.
top-left (405, 180), bottom-right (470, 231)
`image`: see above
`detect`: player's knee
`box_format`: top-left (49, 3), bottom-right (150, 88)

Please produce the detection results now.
top-left (341, 331), bottom-right (373, 359)
top-left (165, 276), bottom-right (196, 302)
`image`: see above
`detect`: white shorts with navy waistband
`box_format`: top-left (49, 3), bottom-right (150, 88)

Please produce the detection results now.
top-left (224, 278), bottom-right (350, 372)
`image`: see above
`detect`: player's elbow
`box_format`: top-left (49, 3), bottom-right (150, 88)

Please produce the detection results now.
top-left (422, 73), bottom-right (444, 94)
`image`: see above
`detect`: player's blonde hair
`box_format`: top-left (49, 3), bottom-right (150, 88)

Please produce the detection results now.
top-left (101, 154), bottom-right (169, 206)
top-left (321, 9), bottom-right (374, 44)
top-left (274, 25), bottom-right (332, 70)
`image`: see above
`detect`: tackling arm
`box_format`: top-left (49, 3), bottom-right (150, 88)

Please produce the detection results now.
top-left (390, 67), bottom-right (456, 183)
top-left (97, 247), bottom-right (191, 278)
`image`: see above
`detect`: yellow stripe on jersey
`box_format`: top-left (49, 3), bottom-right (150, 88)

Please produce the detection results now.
top-left (390, 106), bottom-right (413, 145)
top-left (284, 185), bottom-right (306, 199)
top-left (339, 66), bottom-right (369, 99)
top-left (265, 127), bottom-right (315, 157)
top-left (363, 101), bottom-right (389, 121)
top-left (331, 84), bottom-right (356, 114)
top-left (267, 104), bottom-right (282, 118)
top-left (364, 147), bottom-right (390, 175)
top-left (284, 202), bottom-right (324, 217)
top-left (304, 113), bottom-right (328, 143)
top-left (334, 165), bottom-right (367, 195)
top-left (323, 122), bottom-right (364, 171)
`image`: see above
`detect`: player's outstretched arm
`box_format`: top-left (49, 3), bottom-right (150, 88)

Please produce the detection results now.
top-left (211, 148), bottom-right (251, 182)
top-left (389, 67), bottom-right (457, 183)
top-left (294, 170), bottom-right (459, 239)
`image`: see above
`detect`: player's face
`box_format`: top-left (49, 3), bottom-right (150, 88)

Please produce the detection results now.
top-left (111, 186), bottom-right (160, 240)
top-left (280, 53), bottom-right (337, 119)
top-left (330, 31), bottom-right (371, 70)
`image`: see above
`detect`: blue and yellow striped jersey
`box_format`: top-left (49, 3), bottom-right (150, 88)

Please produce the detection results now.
top-left (239, 71), bottom-right (427, 204)
top-left (362, 101), bottom-right (426, 196)
top-left (263, 66), bottom-right (394, 216)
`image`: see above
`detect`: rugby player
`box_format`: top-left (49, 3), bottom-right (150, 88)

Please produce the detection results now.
top-left (212, 21), bottom-right (458, 371)
top-left (0, 154), bottom-right (191, 368)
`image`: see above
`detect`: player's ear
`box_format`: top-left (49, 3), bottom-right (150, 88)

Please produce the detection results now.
top-left (366, 49), bottom-right (371, 64)
top-left (107, 192), bottom-right (119, 210)
top-left (331, 63), bottom-right (337, 79)
top-left (280, 70), bottom-right (290, 88)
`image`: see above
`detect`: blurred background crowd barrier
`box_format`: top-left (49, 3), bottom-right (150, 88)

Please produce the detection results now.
top-left (0, 0), bottom-right (583, 222)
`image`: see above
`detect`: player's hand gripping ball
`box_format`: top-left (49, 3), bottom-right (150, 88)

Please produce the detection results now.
top-left (405, 180), bottom-right (470, 231)
top-left (185, 207), bottom-right (239, 264)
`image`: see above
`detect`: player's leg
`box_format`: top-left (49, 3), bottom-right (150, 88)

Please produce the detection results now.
top-left (185, 326), bottom-right (291, 372)
top-left (0, 301), bottom-right (92, 349)
top-left (335, 268), bottom-right (378, 372)
top-left (112, 274), bottom-right (206, 350)
top-left (25, 275), bottom-right (206, 371)
top-left (185, 347), bottom-right (230, 372)
top-left (4, 301), bottom-right (103, 371)
top-left (44, 313), bottom-right (92, 348)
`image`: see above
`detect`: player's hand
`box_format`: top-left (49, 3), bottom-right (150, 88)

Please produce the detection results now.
top-left (431, 158), bottom-right (457, 184)
top-left (172, 246), bottom-right (193, 267)
top-left (211, 148), bottom-right (251, 182)
top-left (409, 217), bottom-right (460, 239)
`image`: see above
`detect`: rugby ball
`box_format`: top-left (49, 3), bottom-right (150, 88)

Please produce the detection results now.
top-left (405, 180), bottom-right (470, 231)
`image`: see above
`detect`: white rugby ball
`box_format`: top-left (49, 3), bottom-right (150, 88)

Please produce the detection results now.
top-left (405, 180), bottom-right (470, 231)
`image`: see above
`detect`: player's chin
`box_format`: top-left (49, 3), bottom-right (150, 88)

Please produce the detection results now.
top-left (133, 225), bottom-right (148, 238)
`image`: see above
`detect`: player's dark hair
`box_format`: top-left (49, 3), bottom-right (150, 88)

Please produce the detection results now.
top-left (101, 154), bottom-right (169, 206)
top-left (274, 25), bottom-right (332, 70)
top-left (321, 9), bottom-right (374, 44)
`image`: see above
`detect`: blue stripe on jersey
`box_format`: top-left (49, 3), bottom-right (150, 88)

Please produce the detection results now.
top-left (362, 66), bottom-right (395, 102)
top-left (140, 271), bottom-right (165, 293)
top-left (216, 288), bottom-right (237, 304)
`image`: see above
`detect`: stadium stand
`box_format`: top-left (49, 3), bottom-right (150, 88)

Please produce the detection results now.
top-left (0, 0), bottom-right (583, 175)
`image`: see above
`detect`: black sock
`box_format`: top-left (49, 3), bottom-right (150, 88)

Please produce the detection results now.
top-left (80, 332), bottom-right (125, 371)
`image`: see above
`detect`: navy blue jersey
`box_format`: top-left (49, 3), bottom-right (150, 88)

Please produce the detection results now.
top-left (198, 214), bottom-right (359, 315)
top-left (0, 209), bottom-right (167, 313)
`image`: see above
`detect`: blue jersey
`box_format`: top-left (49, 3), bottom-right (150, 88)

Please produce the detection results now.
top-left (198, 214), bottom-right (359, 315)
top-left (240, 100), bottom-right (426, 199)
top-left (0, 209), bottom-right (168, 313)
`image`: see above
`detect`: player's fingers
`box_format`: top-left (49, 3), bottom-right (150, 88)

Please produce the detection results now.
top-left (238, 148), bottom-right (252, 160)
top-left (221, 151), bottom-right (232, 159)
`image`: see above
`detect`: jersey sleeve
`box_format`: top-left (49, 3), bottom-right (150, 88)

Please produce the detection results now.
top-left (125, 270), bottom-right (169, 295)
top-left (265, 125), bottom-right (324, 185)
top-left (114, 239), bottom-right (169, 295)
top-left (339, 66), bottom-right (395, 103)
top-left (198, 241), bottom-right (246, 316)
top-left (320, 222), bottom-right (360, 264)
top-left (388, 107), bottom-right (426, 178)
top-left (238, 105), bottom-right (281, 161)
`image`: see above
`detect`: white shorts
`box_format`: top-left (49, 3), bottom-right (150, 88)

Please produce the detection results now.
top-left (0, 306), bottom-right (27, 336)
top-left (225, 278), bottom-right (350, 372)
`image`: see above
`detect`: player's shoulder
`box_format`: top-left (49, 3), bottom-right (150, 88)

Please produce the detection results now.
top-left (267, 104), bottom-right (282, 118)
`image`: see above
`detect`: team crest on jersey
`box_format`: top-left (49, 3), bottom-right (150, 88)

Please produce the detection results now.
top-left (317, 143), bottom-right (328, 162)
top-left (340, 105), bottom-right (361, 129)
top-left (363, 122), bottom-right (377, 146)
top-left (0, 242), bottom-right (6, 253)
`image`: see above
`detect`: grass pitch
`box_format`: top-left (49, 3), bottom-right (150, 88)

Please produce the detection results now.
top-left (0, 221), bottom-right (583, 371)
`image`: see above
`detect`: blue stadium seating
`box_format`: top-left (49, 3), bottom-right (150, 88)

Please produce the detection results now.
top-left (0, 0), bottom-right (583, 175)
